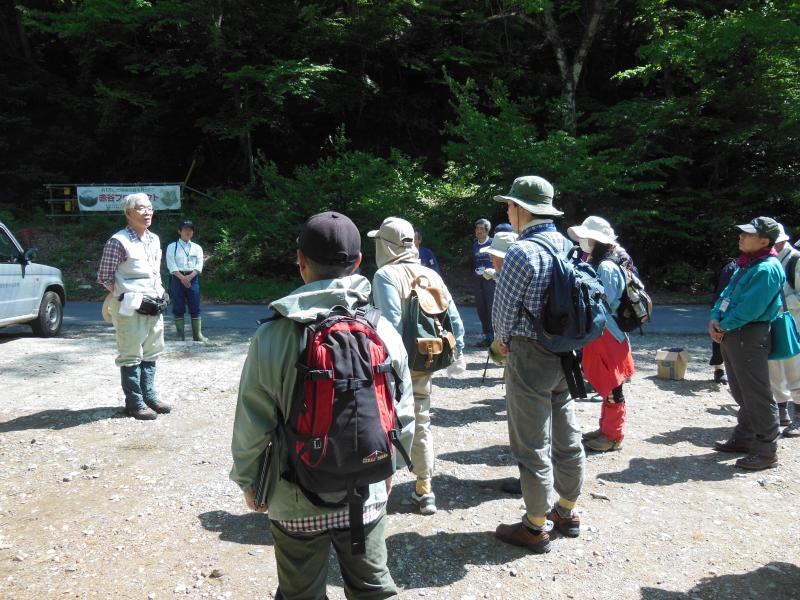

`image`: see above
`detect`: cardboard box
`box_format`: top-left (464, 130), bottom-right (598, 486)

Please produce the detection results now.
top-left (655, 347), bottom-right (689, 380)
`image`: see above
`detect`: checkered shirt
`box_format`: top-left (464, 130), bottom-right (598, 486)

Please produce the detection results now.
top-left (96, 226), bottom-right (155, 286)
top-left (492, 224), bottom-right (572, 345)
top-left (277, 501), bottom-right (386, 533)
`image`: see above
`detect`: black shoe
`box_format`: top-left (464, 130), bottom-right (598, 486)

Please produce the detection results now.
top-left (713, 369), bottom-right (727, 384)
top-left (474, 338), bottom-right (491, 348)
top-left (500, 478), bottom-right (522, 494)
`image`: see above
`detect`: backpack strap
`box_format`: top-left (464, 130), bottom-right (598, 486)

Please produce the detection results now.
top-left (786, 254), bottom-right (799, 290)
top-left (347, 483), bottom-right (370, 555)
top-left (256, 309), bottom-right (283, 326)
top-left (525, 234), bottom-right (560, 257)
top-left (562, 351), bottom-right (588, 399)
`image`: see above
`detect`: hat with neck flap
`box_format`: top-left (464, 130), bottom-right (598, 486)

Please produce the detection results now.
top-left (368, 216), bottom-right (420, 267)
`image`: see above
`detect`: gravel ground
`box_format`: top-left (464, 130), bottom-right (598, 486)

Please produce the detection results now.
top-left (1, 323), bottom-right (799, 600)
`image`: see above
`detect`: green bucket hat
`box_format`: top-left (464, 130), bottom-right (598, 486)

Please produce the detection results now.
top-left (493, 175), bottom-right (562, 217)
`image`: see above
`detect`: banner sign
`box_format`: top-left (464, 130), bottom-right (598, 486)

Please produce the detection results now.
top-left (76, 185), bottom-right (181, 212)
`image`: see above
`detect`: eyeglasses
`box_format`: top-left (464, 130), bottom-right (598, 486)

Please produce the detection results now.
top-left (134, 206), bottom-right (154, 214)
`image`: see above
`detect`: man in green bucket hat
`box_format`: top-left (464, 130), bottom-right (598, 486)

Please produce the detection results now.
top-left (490, 175), bottom-right (586, 554)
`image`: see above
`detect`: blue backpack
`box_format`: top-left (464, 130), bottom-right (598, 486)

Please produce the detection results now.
top-left (521, 234), bottom-right (608, 354)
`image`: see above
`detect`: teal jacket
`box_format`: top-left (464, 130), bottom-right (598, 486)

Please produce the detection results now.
top-left (711, 256), bottom-right (785, 332)
top-left (229, 274), bottom-right (415, 520)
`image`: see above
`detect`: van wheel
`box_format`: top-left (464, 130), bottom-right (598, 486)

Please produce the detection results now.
top-left (30, 291), bottom-right (63, 337)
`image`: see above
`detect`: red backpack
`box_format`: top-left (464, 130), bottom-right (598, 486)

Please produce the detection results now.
top-left (279, 305), bottom-right (412, 554)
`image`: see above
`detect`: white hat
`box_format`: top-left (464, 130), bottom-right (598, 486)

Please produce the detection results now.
top-left (567, 216), bottom-right (617, 245)
top-left (776, 223), bottom-right (791, 243)
top-left (479, 231), bottom-right (518, 258)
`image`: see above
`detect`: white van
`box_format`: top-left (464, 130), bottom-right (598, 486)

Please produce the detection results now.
top-left (0, 221), bottom-right (66, 336)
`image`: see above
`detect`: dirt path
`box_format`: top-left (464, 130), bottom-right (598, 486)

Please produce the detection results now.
top-left (1, 326), bottom-right (799, 599)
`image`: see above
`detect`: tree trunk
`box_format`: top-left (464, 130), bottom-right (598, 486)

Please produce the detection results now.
top-left (15, 8), bottom-right (33, 62)
top-left (541, 1), bottom-right (612, 134)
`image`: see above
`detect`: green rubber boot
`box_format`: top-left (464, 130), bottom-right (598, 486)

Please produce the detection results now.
top-left (191, 317), bottom-right (208, 342)
top-left (174, 317), bottom-right (185, 341)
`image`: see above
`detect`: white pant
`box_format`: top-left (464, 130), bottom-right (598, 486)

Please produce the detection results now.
top-left (410, 371), bottom-right (434, 481)
top-left (768, 356), bottom-right (800, 404)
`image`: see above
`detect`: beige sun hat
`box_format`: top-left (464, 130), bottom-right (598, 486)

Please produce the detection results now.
top-left (367, 216), bottom-right (415, 247)
top-left (101, 292), bottom-right (114, 323)
top-left (567, 216), bottom-right (617, 245)
top-left (493, 175), bottom-right (563, 217)
top-left (479, 231), bottom-right (518, 258)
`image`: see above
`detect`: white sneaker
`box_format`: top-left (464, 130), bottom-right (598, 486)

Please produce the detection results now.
top-left (411, 491), bottom-right (437, 515)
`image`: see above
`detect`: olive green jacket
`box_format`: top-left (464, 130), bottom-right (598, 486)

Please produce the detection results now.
top-left (229, 274), bottom-right (414, 520)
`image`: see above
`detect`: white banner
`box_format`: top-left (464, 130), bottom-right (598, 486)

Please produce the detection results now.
top-left (76, 185), bottom-right (181, 212)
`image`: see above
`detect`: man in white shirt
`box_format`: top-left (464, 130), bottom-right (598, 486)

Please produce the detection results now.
top-left (165, 221), bottom-right (207, 341)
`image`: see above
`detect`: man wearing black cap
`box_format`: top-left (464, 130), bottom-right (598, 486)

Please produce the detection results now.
top-left (710, 216), bottom-right (786, 470)
top-left (230, 211), bottom-right (414, 599)
top-left (165, 221), bottom-right (207, 341)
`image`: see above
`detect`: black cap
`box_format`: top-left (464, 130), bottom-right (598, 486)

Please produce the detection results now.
top-left (179, 220), bottom-right (194, 230)
top-left (298, 211), bottom-right (360, 265)
top-left (736, 216), bottom-right (780, 243)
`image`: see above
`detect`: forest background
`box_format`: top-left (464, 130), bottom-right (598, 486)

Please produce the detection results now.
top-left (1, 0), bottom-right (799, 301)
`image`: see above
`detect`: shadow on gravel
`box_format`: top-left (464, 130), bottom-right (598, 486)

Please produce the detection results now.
top-left (597, 452), bottom-right (736, 485)
top-left (433, 375), bottom-right (503, 388)
top-left (640, 561), bottom-right (800, 600)
top-left (198, 510), bottom-right (273, 546)
top-left (388, 475), bottom-right (515, 513)
top-left (438, 444), bottom-right (515, 467)
top-left (386, 529), bottom-right (536, 589)
top-left (0, 407), bottom-right (125, 433)
top-left (706, 403), bottom-right (738, 417)
top-left (647, 375), bottom-right (720, 397)
top-left (0, 329), bottom-right (35, 342)
top-left (644, 426), bottom-right (732, 448)
top-left (433, 398), bottom-right (506, 427)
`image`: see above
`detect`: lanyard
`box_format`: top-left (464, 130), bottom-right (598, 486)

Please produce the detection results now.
top-left (174, 240), bottom-right (193, 268)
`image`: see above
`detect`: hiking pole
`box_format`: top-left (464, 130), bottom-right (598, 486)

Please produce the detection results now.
top-left (481, 350), bottom-right (491, 383)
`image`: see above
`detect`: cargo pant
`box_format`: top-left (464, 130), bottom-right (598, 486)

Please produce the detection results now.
top-left (109, 296), bottom-right (164, 367)
top-left (505, 336), bottom-right (585, 517)
top-left (722, 322), bottom-right (780, 455)
top-left (270, 514), bottom-right (398, 600)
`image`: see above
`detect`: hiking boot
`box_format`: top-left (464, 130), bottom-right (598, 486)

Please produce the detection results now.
top-left (713, 369), bottom-right (727, 384)
top-left (779, 404), bottom-right (791, 426)
top-left (584, 434), bottom-right (623, 452)
top-left (713, 438), bottom-right (749, 453)
top-left (582, 428), bottom-right (602, 441)
top-left (735, 453), bottom-right (777, 471)
top-left (500, 478), bottom-right (521, 495)
top-left (546, 507), bottom-right (580, 538)
top-left (147, 400), bottom-right (172, 414)
top-left (411, 491), bottom-right (437, 515)
top-left (783, 421), bottom-right (800, 438)
top-left (127, 406), bottom-right (157, 420)
top-left (495, 521), bottom-right (551, 553)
